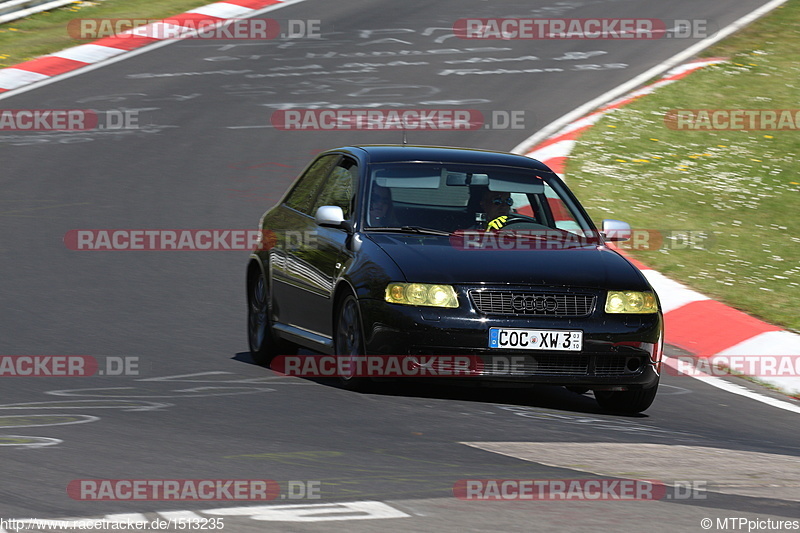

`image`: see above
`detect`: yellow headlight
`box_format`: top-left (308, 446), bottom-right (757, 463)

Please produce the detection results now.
top-left (384, 283), bottom-right (458, 308)
top-left (387, 284), bottom-right (405, 302)
top-left (406, 284), bottom-right (428, 305)
top-left (605, 291), bottom-right (658, 314)
top-left (428, 285), bottom-right (451, 306)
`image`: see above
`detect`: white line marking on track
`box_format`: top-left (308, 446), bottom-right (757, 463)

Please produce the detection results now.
top-left (158, 511), bottom-right (204, 520)
top-left (0, 501), bottom-right (412, 529)
top-left (204, 501), bottom-right (410, 522)
top-left (662, 357), bottom-right (800, 415)
top-left (104, 514), bottom-right (149, 523)
top-left (0, 435), bottom-right (62, 448)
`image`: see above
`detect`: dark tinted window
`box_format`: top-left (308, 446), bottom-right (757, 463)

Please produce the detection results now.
top-left (284, 155), bottom-right (340, 215)
top-left (312, 157), bottom-right (358, 219)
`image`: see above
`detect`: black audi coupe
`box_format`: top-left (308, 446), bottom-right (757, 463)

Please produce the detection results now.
top-left (247, 145), bottom-right (664, 413)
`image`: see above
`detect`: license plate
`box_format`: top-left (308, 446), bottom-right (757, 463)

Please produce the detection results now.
top-left (488, 328), bottom-right (582, 351)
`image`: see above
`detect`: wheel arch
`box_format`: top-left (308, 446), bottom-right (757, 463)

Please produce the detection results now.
top-left (331, 279), bottom-right (368, 354)
top-left (246, 254), bottom-right (267, 299)
top-left (332, 278), bottom-right (358, 320)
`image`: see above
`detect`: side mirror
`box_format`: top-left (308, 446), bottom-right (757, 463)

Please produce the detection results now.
top-left (315, 206), bottom-right (347, 229)
top-left (601, 219), bottom-right (632, 242)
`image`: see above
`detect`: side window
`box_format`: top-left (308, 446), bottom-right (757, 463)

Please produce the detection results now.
top-left (542, 181), bottom-right (582, 234)
top-left (284, 155), bottom-right (340, 215)
top-left (312, 157), bottom-right (358, 219)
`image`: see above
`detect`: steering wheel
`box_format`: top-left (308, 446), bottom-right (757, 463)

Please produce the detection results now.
top-left (486, 212), bottom-right (542, 230)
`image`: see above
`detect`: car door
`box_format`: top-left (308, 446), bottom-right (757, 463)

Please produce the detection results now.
top-left (270, 154), bottom-right (340, 331)
top-left (290, 156), bottom-right (359, 338)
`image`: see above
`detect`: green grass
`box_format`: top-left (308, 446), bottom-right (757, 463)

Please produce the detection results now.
top-left (0, 0), bottom-right (215, 68)
top-left (567, 0), bottom-right (800, 332)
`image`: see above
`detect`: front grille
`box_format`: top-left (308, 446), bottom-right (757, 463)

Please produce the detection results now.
top-left (479, 354), bottom-right (645, 377)
top-left (470, 290), bottom-right (595, 317)
top-left (595, 355), bottom-right (636, 376)
top-left (481, 354), bottom-right (590, 376)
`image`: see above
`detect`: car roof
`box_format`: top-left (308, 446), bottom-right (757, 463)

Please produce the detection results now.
top-left (329, 145), bottom-right (554, 172)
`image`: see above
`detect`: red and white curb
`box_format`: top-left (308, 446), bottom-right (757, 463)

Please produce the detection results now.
top-left (522, 59), bottom-right (800, 401)
top-left (0, 0), bottom-right (287, 94)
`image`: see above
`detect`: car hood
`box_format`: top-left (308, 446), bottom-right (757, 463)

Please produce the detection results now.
top-left (364, 233), bottom-right (648, 289)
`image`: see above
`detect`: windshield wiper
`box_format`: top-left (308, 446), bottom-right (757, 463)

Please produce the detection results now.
top-left (366, 226), bottom-right (452, 236)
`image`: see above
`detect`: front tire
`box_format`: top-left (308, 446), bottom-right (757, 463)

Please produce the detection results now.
top-left (594, 380), bottom-right (659, 413)
top-left (334, 293), bottom-right (371, 391)
top-left (248, 268), bottom-right (293, 366)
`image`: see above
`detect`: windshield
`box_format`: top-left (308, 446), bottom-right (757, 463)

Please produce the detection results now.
top-left (363, 162), bottom-right (597, 240)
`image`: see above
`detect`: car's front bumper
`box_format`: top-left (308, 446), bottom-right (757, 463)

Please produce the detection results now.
top-left (358, 296), bottom-right (663, 390)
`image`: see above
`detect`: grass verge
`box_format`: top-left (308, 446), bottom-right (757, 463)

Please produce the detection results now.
top-left (0, 0), bottom-right (215, 68)
top-left (566, 0), bottom-right (800, 332)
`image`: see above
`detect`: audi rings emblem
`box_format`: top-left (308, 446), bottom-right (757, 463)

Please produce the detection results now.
top-left (511, 295), bottom-right (559, 312)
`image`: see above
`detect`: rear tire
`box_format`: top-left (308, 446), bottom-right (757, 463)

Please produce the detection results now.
top-left (594, 380), bottom-right (659, 413)
top-left (334, 293), bottom-right (371, 391)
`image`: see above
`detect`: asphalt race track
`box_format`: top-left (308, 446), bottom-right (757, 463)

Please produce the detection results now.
top-left (1, 0), bottom-right (799, 531)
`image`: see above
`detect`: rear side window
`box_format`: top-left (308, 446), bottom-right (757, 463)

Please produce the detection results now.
top-left (284, 155), bottom-right (340, 215)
